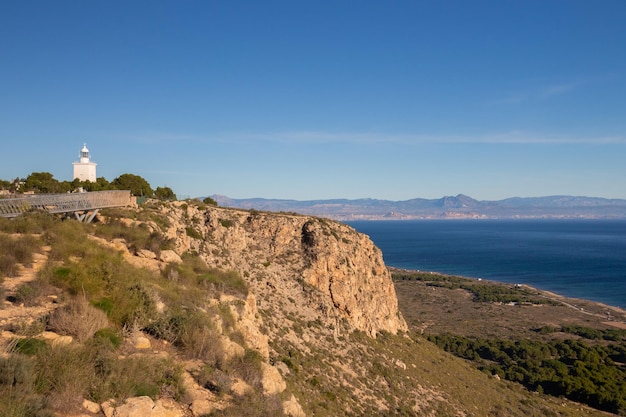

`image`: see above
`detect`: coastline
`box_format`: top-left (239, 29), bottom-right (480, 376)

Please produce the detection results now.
top-left (389, 266), bottom-right (626, 327)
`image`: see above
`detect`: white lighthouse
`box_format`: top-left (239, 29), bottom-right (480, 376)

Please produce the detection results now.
top-left (72, 143), bottom-right (97, 182)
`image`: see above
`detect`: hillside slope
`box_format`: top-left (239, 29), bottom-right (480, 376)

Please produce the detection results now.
top-left (0, 201), bottom-right (616, 416)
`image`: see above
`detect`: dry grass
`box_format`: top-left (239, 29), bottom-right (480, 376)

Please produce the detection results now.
top-left (48, 297), bottom-right (110, 341)
top-left (393, 272), bottom-right (626, 340)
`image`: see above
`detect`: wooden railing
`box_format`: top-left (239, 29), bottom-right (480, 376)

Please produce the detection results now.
top-left (0, 190), bottom-right (133, 222)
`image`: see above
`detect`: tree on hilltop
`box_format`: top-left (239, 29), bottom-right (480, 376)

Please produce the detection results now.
top-left (111, 173), bottom-right (153, 197)
top-left (73, 177), bottom-right (112, 192)
top-left (155, 186), bottom-right (177, 201)
top-left (22, 172), bottom-right (71, 194)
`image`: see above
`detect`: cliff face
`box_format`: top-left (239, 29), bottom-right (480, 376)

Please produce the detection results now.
top-left (160, 202), bottom-right (407, 338)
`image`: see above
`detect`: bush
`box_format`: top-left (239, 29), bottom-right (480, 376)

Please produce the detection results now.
top-left (94, 328), bottom-right (122, 348)
top-left (219, 218), bottom-right (234, 228)
top-left (48, 297), bottom-right (110, 342)
top-left (0, 355), bottom-right (50, 417)
top-left (185, 227), bottom-right (203, 240)
top-left (9, 338), bottom-right (47, 355)
top-left (0, 233), bottom-right (41, 277)
top-left (195, 365), bottom-right (232, 395)
top-left (0, 252), bottom-right (18, 278)
top-left (0, 212), bottom-right (57, 234)
top-left (226, 349), bottom-right (264, 389)
top-left (34, 344), bottom-right (96, 413)
top-left (197, 268), bottom-right (248, 297)
top-left (13, 283), bottom-right (36, 306)
top-left (95, 219), bottom-right (172, 256)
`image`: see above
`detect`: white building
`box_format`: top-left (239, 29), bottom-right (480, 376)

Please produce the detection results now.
top-left (72, 143), bottom-right (97, 182)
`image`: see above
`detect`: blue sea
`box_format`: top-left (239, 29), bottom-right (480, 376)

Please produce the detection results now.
top-left (347, 220), bottom-right (626, 309)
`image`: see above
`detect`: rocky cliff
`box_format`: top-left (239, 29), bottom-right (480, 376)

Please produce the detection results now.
top-left (161, 202), bottom-right (407, 338)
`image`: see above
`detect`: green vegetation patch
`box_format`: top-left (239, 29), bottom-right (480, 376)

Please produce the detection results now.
top-left (429, 334), bottom-right (626, 414)
top-left (393, 270), bottom-right (552, 304)
top-left (0, 233), bottom-right (42, 277)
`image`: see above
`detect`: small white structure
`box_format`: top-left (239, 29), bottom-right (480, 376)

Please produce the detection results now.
top-left (72, 143), bottom-right (97, 182)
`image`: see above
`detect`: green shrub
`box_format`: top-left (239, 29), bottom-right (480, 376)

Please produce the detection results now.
top-left (92, 297), bottom-right (115, 315)
top-left (219, 218), bottom-right (234, 228)
top-left (0, 212), bottom-right (57, 234)
top-left (146, 310), bottom-right (224, 363)
top-left (226, 349), bottom-right (264, 389)
top-left (0, 253), bottom-right (18, 278)
top-left (94, 328), bottom-right (122, 348)
top-left (34, 344), bottom-right (93, 412)
top-left (185, 227), bottom-right (203, 240)
top-left (0, 233), bottom-right (42, 277)
top-left (0, 355), bottom-right (50, 417)
top-left (195, 365), bottom-right (232, 394)
top-left (95, 219), bottom-right (172, 256)
top-left (10, 338), bottom-right (47, 355)
top-left (197, 268), bottom-right (248, 296)
top-left (88, 353), bottom-right (185, 403)
top-left (178, 314), bottom-right (222, 362)
top-left (110, 283), bottom-right (157, 327)
top-left (13, 284), bottom-right (35, 306)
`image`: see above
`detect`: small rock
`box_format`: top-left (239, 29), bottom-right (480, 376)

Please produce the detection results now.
top-left (395, 359), bottom-right (407, 370)
top-left (133, 336), bottom-right (151, 350)
top-left (160, 250), bottom-right (182, 264)
top-left (82, 399), bottom-right (101, 414)
top-left (51, 335), bottom-right (74, 346)
top-left (40, 331), bottom-right (73, 346)
top-left (137, 249), bottom-right (157, 259)
top-left (230, 379), bottom-right (253, 396)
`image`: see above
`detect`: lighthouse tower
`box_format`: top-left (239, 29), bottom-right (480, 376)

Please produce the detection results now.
top-left (72, 143), bottom-right (97, 182)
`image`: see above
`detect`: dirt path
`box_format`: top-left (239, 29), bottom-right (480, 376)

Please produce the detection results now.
top-left (0, 247), bottom-right (57, 329)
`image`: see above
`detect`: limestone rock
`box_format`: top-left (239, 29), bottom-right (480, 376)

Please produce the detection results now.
top-left (133, 335), bottom-right (151, 350)
top-left (137, 249), bottom-right (157, 259)
top-left (82, 399), bottom-right (101, 414)
top-left (230, 379), bottom-right (253, 396)
top-left (160, 250), bottom-right (182, 264)
top-left (101, 396), bottom-right (183, 417)
top-left (260, 362), bottom-right (286, 395)
top-left (220, 336), bottom-right (245, 361)
top-left (283, 394), bottom-right (306, 417)
top-left (39, 331), bottom-right (73, 346)
top-left (180, 371), bottom-right (220, 416)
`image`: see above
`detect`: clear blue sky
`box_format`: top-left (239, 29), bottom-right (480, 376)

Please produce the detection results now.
top-left (2, 1), bottom-right (625, 201)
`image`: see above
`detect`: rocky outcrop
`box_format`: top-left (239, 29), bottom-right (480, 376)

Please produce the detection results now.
top-left (160, 202), bottom-right (407, 337)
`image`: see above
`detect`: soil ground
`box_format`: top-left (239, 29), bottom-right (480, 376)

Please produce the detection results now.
top-left (392, 267), bottom-right (626, 341)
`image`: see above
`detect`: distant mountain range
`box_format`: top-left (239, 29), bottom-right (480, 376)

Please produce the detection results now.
top-left (210, 194), bottom-right (626, 220)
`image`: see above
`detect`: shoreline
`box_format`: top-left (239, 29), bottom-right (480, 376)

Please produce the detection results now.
top-left (389, 266), bottom-right (626, 327)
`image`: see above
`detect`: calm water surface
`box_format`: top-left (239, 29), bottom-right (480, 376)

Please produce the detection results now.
top-left (347, 220), bottom-right (626, 309)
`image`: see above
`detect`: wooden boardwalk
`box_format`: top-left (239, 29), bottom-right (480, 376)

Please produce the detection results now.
top-left (0, 190), bottom-right (133, 222)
